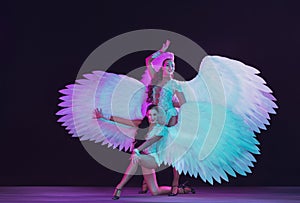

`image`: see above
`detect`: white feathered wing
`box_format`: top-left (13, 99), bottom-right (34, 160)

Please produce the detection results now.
top-left (156, 55), bottom-right (277, 184)
top-left (57, 71), bottom-right (147, 151)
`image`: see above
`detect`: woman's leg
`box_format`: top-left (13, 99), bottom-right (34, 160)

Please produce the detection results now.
top-left (138, 179), bottom-right (148, 194)
top-left (171, 167), bottom-right (180, 187)
top-left (168, 116), bottom-right (181, 194)
top-left (112, 160), bottom-right (139, 199)
top-left (142, 166), bottom-right (171, 195)
top-left (116, 153), bottom-right (158, 190)
top-left (139, 155), bottom-right (171, 195)
top-left (115, 161), bottom-right (138, 190)
top-left (169, 168), bottom-right (180, 195)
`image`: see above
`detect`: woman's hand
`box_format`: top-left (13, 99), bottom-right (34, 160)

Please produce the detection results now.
top-left (130, 149), bottom-right (141, 164)
top-left (160, 40), bottom-right (170, 52)
top-left (151, 40), bottom-right (171, 59)
top-left (93, 108), bottom-right (103, 119)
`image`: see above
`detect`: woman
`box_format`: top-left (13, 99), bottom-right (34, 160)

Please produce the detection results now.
top-left (140, 40), bottom-right (187, 195)
top-left (94, 105), bottom-right (192, 200)
top-left (95, 41), bottom-right (191, 196)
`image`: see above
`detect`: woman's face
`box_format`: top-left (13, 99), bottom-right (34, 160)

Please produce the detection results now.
top-left (162, 59), bottom-right (175, 76)
top-left (147, 108), bottom-right (159, 124)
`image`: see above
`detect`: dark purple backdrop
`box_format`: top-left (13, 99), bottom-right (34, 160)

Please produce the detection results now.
top-left (1, 1), bottom-right (299, 186)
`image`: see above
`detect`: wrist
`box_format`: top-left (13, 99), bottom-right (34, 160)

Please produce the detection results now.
top-left (102, 113), bottom-right (111, 120)
top-left (134, 148), bottom-right (140, 156)
top-left (151, 50), bottom-right (162, 59)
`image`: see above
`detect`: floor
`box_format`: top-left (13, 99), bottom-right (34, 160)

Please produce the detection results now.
top-left (0, 186), bottom-right (299, 203)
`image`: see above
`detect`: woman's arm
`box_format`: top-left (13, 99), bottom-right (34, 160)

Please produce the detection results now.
top-left (145, 40), bottom-right (170, 78)
top-left (131, 133), bottom-right (164, 163)
top-left (175, 91), bottom-right (186, 106)
top-left (94, 108), bottom-right (142, 127)
top-left (145, 55), bottom-right (156, 79)
top-left (110, 116), bottom-right (142, 127)
top-left (136, 135), bottom-right (162, 152)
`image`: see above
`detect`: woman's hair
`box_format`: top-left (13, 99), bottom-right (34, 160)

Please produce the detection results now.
top-left (147, 58), bottom-right (175, 103)
top-left (146, 104), bottom-right (158, 112)
top-left (151, 68), bottom-right (163, 85)
top-left (147, 58), bottom-right (171, 103)
top-left (147, 68), bottom-right (162, 104)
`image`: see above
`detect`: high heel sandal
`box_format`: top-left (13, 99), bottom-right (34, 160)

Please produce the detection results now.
top-left (179, 181), bottom-right (196, 194)
top-left (112, 188), bottom-right (122, 200)
top-left (138, 182), bottom-right (148, 194)
top-left (168, 185), bottom-right (179, 196)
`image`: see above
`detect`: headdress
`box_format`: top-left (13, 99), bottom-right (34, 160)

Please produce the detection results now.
top-left (151, 52), bottom-right (174, 72)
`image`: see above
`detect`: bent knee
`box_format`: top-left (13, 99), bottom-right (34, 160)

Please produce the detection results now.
top-left (150, 190), bottom-right (159, 196)
top-left (148, 187), bottom-right (159, 196)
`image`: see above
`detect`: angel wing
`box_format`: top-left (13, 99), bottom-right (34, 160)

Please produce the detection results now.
top-left (145, 55), bottom-right (277, 184)
top-left (158, 102), bottom-right (260, 185)
top-left (56, 71), bottom-right (148, 151)
top-left (177, 55), bottom-right (277, 133)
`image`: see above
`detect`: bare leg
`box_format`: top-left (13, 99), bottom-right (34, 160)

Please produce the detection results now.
top-left (169, 168), bottom-right (193, 195)
top-left (141, 166), bottom-right (171, 195)
top-left (168, 116), bottom-right (181, 195)
top-left (139, 155), bottom-right (171, 195)
top-left (112, 158), bottom-right (140, 200)
top-left (115, 161), bottom-right (138, 189)
top-left (170, 168), bottom-right (180, 194)
top-left (171, 167), bottom-right (180, 186)
top-left (138, 179), bottom-right (148, 194)
top-left (115, 154), bottom-right (161, 191)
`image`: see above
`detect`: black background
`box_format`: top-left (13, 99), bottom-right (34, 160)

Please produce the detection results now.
top-left (1, 1), bottom-right (299, 186)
